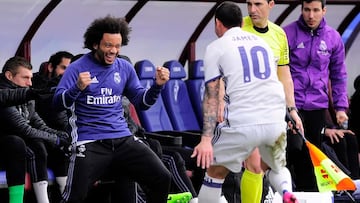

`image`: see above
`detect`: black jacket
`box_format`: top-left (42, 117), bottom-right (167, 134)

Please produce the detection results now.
top-left (350, 90), bottom-right (360, 135)
top-left (32, 75), bottom-right (69, 131)
top-left (0, 88), bottom-right (29, 107)
top-left (0, 74), bottom-right (63, 144)
top-left (349, 75), bottom-right (360, 136)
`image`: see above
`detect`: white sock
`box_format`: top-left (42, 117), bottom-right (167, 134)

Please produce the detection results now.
top-left (189, 197), bottom-right (198, 203)
top-left (219, 195), bottom-right (228, 203)
top-left (193, 194), bottom-right (227, 203)
top-left (32, 180), bottom-right (49, 203)
top-left (56, 176), bottom-right (67, 194)
top-left (198, 173), bottom-right (224, 203)
top-left (268, 167), bottom-right (293, 195)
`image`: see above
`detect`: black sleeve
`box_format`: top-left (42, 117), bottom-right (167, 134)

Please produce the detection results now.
top-left (0, 88), bottom-right (28, 107)
top-left (1, 104), bottom-right (58, 144)
top-left (49, 110), bottom-right (69, 132)
top-left (143, 83), bottom-right (163, 107)
top-left (28, 101), bottom-right (62, 135)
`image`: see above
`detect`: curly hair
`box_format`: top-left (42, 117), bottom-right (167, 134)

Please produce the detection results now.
top-left (83, 15), bottom-right (131, 51)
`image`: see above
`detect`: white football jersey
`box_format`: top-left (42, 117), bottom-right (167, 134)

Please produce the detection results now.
top-left (204, 27), bottom-right (286, 127)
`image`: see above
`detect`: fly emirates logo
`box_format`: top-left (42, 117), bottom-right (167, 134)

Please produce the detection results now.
top-left (86, 88), bottom-right (121, 105)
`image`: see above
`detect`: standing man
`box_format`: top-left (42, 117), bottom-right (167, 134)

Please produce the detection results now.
top-left (283, 0), bottom-right (348, 191)
top-left (218, 0), bottom-right (303, 202)
top-left (53, 15), bottom-right (171, 203)
top-left (191, 2), bottom-right (298, 203)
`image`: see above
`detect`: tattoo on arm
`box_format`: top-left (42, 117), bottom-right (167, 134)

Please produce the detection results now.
top-left (202, 79), bottom-right (220, 137)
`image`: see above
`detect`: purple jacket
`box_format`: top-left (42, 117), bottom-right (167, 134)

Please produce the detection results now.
top-left (283, 15), bottom-right (348, 111)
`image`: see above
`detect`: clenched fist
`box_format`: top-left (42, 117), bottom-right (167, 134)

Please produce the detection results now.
top-left (77, 72), bottom-right (92, 91)
top-left (155, 67), bottom-right (170, 86)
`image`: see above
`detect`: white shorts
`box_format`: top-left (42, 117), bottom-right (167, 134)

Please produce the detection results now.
top-left (212, 122), bottom-right (287, 173)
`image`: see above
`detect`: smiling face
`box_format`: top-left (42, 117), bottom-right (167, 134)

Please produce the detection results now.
top-left (246, 0), bottom-right (274, 28)
top-left (301, 1), bottom-right (326, 30)
top-left (93, 33), bottom-right (122, 65)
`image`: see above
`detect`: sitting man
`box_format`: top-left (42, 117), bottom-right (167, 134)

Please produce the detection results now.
top-left (0, 56), bottom-right (71, 203)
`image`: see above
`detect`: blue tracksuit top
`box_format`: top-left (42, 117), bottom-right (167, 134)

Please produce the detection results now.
top-left (53, 53), bottom-right (161, 142)
top-left (283, 15), bottom-right (348, 111)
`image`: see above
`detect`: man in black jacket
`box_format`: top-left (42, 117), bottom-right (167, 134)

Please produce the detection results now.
top-left (32, 51), bottom-right (73, 132)
top-left (0, 87), bottom-right (54, 203)
top-left (31, 52), bottom-right (74, 199)
top-left (0, 56), bottom-right (71, 203)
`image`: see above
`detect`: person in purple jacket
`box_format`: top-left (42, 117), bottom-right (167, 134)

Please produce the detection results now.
top-left (53, 15), bottom-right (171, 203)
top-left (283, 0), bottom-right (348, 192)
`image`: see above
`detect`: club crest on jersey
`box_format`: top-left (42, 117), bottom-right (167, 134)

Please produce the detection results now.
top-left (114, 72), bottom-right (121, 84)
top-left (90, 76), bottom-right (99, 83)
top-left (76, 144), bottom-right (86, 158)
top-left (317, 40), bottom-right (329, 56)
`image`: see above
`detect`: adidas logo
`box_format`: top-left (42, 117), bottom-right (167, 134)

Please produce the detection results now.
top-left (263, 186), bottom-right (275, 203)
top-left (91, 76), bottom-right (99, 83)
top-left (297, 42), bottom-right (305, 49)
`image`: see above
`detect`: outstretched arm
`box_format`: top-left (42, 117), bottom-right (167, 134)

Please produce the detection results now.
top-left (0, 88), bottom-right (30, 107)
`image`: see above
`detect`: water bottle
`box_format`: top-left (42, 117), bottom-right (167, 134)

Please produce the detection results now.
top-left (342, 120), bottom-right (348, 130)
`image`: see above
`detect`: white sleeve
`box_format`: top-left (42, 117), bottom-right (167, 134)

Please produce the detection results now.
top-left (203, 42), bottom-right (222, 82)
